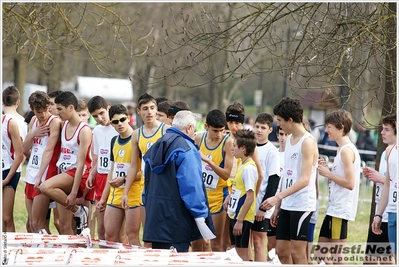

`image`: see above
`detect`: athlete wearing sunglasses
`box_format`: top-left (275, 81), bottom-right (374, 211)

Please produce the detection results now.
top-left (111, 116), bottom-right (128, 125)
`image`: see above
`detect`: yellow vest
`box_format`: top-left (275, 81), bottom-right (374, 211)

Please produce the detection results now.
top-left (199, 132), bottom-right (229, 191)
top-left (228, 160), bottom-right (257, 222)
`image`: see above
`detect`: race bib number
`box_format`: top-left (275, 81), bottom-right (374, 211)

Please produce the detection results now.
top-left (375, 183), bottom-right (382, 202)
top-left (57, 153), bottom-right (77, 173)
top-left (390, 186), bottom-right (397, 204)
top-left (2, 157), bottom-right (11, 170)
top-left (202, 162), bottom-right (219, 190)
top-left (27, 147), bottom-right (45, 177)
top-left (227, 188), bottom-right (242, 215)
top-left (113, 162), bottom-right (130, 188)
top-left (98, 148), bottom-right (111, 173)
top-left (284, 169), bottom-right (295, 190)
top-left (2, 144), bottom-right (11, 170)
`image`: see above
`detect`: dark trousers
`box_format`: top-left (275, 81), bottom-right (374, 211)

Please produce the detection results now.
top-left (151, 241), bottom-right (190, 252)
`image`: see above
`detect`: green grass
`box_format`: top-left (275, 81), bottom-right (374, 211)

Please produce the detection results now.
top-left (315, 175), bottom-right (373, 244)
top-left (311, 176), bottom-right (373, 264)
top-left (11, 164), bottom-right (373, 264)
top-left (13, 165), bottom-right (58, 234)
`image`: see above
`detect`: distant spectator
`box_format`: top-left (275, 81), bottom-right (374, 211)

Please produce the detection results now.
top-left (24, 110), bottom-right (35, 124)
top-left (195, 114), bottom-right (206, 132)
top-left (309, 119), bottom-right (320, 142)
top-left (358, 129), bottom-right (377, 162)
top-left (318, 126), bottom-right (338, 158)
top-left (243, 117), bottom-right (254, 130)
top-left (349, 128), bottom-right (357, 144)
top-left (355, 124), bottom-right (366, 148)
top-left (269, 121), bottom-right (278, 142)
top-left (127, 105), bottom-right (137, 129)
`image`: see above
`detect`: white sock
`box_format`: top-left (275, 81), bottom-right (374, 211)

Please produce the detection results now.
top-left (73, 206), bottom-right (82, 216)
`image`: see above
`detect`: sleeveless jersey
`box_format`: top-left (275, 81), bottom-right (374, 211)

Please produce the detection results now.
top-left (386, 144), bottom-right (397, 213)
top-left (275, 150), bottom-right (285, 194)
top-left (4, 114), bottom-right (27, 172)
top-left (375, 151), bottom-right (388, 222)
top-left (199, 132), bottom-right (229, 191)
top-left (255, 142), bottom-right (279, 218)
top-left (93, 124), bottom-right (118, 174)
top-left (56, 121), bottom-right (92, 173)
top-left (280, 132), bottom-right (317, 212)
top-left (2, 116), bottom-right (14, 171)
top-left (25, 115), bottom-right (60, 184)
top-left (108, 135), bottom-right (142, 207)
top-left (326, 143), bottom-right (361, 221)
top-left (138, 123), bottom-right (165, 176)
top-left (278, 150), bottom-right (285, 178)
top-left (227, 160), bottom-right (257, 223)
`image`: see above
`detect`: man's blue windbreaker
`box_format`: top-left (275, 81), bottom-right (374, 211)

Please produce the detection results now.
top-left (142, 127), bottom-right (215, 243)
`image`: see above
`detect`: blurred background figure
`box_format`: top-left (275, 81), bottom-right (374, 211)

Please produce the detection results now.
top-left (127, 104), bottom-right (137, 129)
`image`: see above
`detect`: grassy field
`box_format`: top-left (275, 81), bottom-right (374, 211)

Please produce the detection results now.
top-left (11, 164), bottom-right (374, 263)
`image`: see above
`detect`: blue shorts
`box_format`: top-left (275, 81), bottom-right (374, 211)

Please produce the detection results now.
top-left (387, 212), bottom-right (397, 253)
top-left (2, 170), bottom-right (21, 191)
top-left (308, 222), bottom-right (316, 242)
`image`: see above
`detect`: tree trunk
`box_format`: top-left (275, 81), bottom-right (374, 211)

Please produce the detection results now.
top-left (368, 2), bottom-right (397, 226)
top-left (13, 56), bottom-right (27, 114)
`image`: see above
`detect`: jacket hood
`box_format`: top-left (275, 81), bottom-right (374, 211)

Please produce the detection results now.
top-left (143, 128), bottom-right (191, 174)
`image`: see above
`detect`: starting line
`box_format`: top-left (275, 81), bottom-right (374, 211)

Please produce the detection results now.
top-left (3, 230), bottom-right (281, 266)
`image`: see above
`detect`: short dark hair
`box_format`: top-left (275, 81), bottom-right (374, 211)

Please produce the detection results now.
top-left (277, 125), bottom-right (286, 135)
top-left (233, 129), bottom-right (256, 156)
top-left (137, 93), bottom-right (156, 108)
top-left (206, 109), bottom-right (226, 128)
top-left (87, 96), bottom-right (108, 113)
top-left (382, 113), bottom-right (397, 135)
top-left (109, 104), bottom-right (128, 120)
top-left (28, 91), bottom-right (50, 110)
top-left (24, 110), bottom-right (35, 124)
top-left (155, 96), bottom-right (168, 106)
top-left (167, 100), bottom-right (190, 117)
top-left (273, 97), bottom-right (303, 123)
top-left (157, 100), bottom-right (173, 114)
top-left (255, 113), bottom-right (274, 128)
top-left (47, 90), bottom-right (63, 99)
top-left (55, 91), bottom-right (78, 109)
top-left (2, 86), bottom-right (20, 106)
top-left (226, 102), bottom-right (245, 115)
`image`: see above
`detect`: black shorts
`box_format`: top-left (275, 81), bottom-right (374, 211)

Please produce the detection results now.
top-left (319, 215), bottom-right (348, 240)
top-left (366, 221), bottom-right (390, 244)
top-left (2, 170), bottom-right (21, 191)
top-left (229, 219), bottom-right (253, 248)
top-left (46, 208), bottom-right (51, 220)
top-left (267, 221), bottom-right (277, 237)
top-left (252, 218), bottom-right (270, 232)
top-left (276, 209), bottom-right (312, 241)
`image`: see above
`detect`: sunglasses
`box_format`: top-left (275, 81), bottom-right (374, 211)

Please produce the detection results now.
top-left (111, 116), bottom-right (128, 125)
